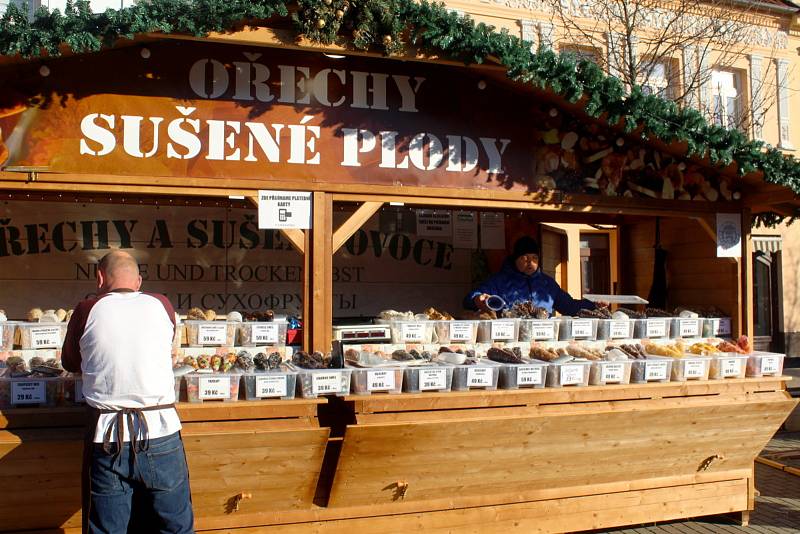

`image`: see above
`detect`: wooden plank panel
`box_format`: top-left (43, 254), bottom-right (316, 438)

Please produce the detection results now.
top-left (177, 399), bottom-right (324, 422)
top-left (328, 395), bottom-right (794, 507)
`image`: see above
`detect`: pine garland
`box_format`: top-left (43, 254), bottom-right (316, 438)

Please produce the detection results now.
top-left (1, 0), bottom-right (799, 223)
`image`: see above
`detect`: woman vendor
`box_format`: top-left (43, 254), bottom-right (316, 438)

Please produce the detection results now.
top-left (464, 236), bottom-right (597, 316)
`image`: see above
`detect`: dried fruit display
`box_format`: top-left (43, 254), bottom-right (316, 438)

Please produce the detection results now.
top-left (565, 344), bottom-right (602, 360)
top-left (424, 307), bottom-right (454, 320)
top-left (616, 308), bottom-right (645, 319)
top-left (529, 345), bottom-right (560, 362)
top-left (578, 306), bottom-right (612, 319)
top-left (644, 308), bottom-right (671, 318)
top-left (687, 343), bottom-right (720, 355)
top-left (644, 341), bottom-right (685, 358)
top-left (502, 301), bottom-right (549, 319)
top-left (487, 347), bottom-right (523, 364)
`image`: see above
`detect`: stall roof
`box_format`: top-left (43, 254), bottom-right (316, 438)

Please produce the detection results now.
top-left (1, 0), bottom-right (799, 223)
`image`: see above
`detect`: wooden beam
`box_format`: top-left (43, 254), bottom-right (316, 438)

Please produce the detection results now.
top-left (248, 196), bottom-right (306, 255)
top-left (332, 201), bottom-right (383, 253)
top-left (311, 192), bottom-right (333, 353)
top-left (741, 209), bottom-right (754, 338)
top-left (743, 188), bottom-right (798, 207)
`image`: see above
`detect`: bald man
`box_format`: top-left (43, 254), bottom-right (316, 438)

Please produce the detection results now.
top-left (62, 250), bottom-right (194, 534)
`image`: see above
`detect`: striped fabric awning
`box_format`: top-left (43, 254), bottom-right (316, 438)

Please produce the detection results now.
top-left (753, 235), bottom-right (783, 254)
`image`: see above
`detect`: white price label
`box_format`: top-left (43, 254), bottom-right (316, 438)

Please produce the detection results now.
top-left (419, 368), bottom-right (447, 390)
top-left (312, 372), bottom-right (342, 395)
top-left (679, 319), bottom-right (699, 337)
top-left (467, 367), bottom-right (493, 387)
top-left (197, 323), bottom-right (228, 345)
top-left (684, 360), bottom-right (705, 379)
top-left (645, 361), bottom-right (669, 381)
top-left (602, 363), bottom-right (625, 383)
top-left (30, 326), bottom-right (62, 349)
top-left (75, 379), bottom-right (85, 403)
top-left (560, 364), bottom-right (584, 386)
top-left (401, 323), bottom-right (425, 342)
top-left (517, 366), bottom-right (544, 386)
top-left (610, 320), bottom-right (630, 339)
top-left (11, 381), bottom-right (46, 405)
top-left (449, 322), bottom-right (474, 342)
top-left (760, 356), bottom-right (780, 375)
top-left (491, 320), bottom-right (516, 340)
top-left (646, 319), bottom-right (667, 338)
top-left (531, 321), bottom-right (555, 340)
top-left (198, 376), bottom-right (231, 399)
top-left (256, 375), bottom-right (287, 398)
top-left (251, 323), bottom-right (279, 344)
top-left (571, 319), bottom-right (593, 339)
top-left (719, 358), bottom-right (742, 378)
top-left (717, 318), bottom-right (732, 336)
top-left (367, 370), bottom-right (396, 391)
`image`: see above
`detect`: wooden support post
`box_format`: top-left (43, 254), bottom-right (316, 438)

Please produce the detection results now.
top-left (303, 230), bottom-right (312, 351)
top-left (740, 209), bottom-right (754, 337)
top-left (332, 201), bottom-right (383, 253)
top-left (311, 192), bottom-right (333, 353)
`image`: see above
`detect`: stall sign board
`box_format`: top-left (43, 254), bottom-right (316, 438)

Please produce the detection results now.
top-left (450, 321), bottom-right (474, 342)
top-left (256, 375), bottom-right (287, 398)
top-left (419, 368), bottom-right (447, 390)
top-left (571, 319), bottom-right (593, 339)
top-left (452, 211), bottom-right (478, 249)
top-left (645, 319), bottom-right (668, 338)
top-left (467, 368), bottom-right (493, 387)
top-left (11, 381), bottom-right (46, 405)
top-left (197, 323), bottom-right (228, 345)
top-left (560, 364), bottom-right (583, 386)
top-left (491, 320), bottom-right (516, 341)
top-left (251, 323), bottom-right (279, 344)
top-left (30, 326), bottom-right (62, 349)
top-left (517, 365), bottom-right (544, 386)
top-left (199, 376), bottom-right (231, 400)
top-left (416, 210), bottom-right (451, 238)
top-left (367, 370), bottom-right (396, 391)
top-left (312, 372), bottom-right (342, 395)
top-left (480, 212), bottom-right (506, 249)
top-left (645, 361), bottom-right (669, 381)
top-left (258, 190), bottom-right (312, 230)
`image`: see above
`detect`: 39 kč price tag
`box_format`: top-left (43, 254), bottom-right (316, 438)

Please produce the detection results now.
top-left (367, 370), bottom-right (396, 391)
top-left (30, 326), bottom-right (62, 349)
top-left (199, 376), bottom-right (230, 399)
top-left (312, 372), bottom-right (342, 395)
top-left (419, 368), bottom-right (447, 390)
top-left (251, 323), bottom-right (279, 344)
top-left (256, 375), bottom-right (287, 398)
top-left (11, 381), bottom-right (46, 405)
top-left (197, 323), bottom-right (227, 345)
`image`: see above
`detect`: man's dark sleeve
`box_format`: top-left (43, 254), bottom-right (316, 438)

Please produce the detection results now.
top-left (551, 280), bottom-right (596, 317)
top-left (61, 301), bottom-right (90, 373)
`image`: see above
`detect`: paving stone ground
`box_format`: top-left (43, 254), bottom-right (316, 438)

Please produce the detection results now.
top-left (585, 432), bottom-right (800, 534)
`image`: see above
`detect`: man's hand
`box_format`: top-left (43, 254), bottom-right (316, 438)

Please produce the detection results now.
top-left (473, 293), bottom-right (491, 312)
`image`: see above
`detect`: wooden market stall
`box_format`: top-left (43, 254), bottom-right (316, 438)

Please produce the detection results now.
top-left (1, 5), bottom-right (799, 534)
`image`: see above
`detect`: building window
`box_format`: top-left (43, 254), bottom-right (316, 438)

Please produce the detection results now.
top-left (711, 69), bottom-right (743, 130)
top-left (560, 45), bottom-right (601, 65)
top-left (638, 59), bottom-right (677, 100)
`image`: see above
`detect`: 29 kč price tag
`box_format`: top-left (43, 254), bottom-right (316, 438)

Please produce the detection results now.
top-left (491, 320), bottom-right (515, 341)
top-left (517, 366), bottom-right (543, 386)
top-left (467, 367), bottom-right (493, 387)
top-left (197, 323), bottom-right (227, 345)
top-left (312, 372), bottom-right (342, 395)
top-left (198, 376), bottom-right (231, 399)
top-left (367, 370), bottom-right (396, 391)
top-left (30, 326), bottom-right (62, 349)
top-left (256, 375), bottom-right (287, 398)
top-left (419, 368), bottom-right (447, 390)
top-left (11, 381), bottom-right (46, 405)
top-left (251, 323), bottom-right (279, 344)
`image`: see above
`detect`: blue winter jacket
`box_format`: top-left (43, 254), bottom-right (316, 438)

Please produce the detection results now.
top-left (464, 259), bottom-right (596, 316)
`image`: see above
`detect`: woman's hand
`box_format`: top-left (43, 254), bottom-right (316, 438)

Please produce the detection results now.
top-left (473, 293), bottom-right (491, 312)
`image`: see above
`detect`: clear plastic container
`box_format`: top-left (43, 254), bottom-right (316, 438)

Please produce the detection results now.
top-left (184, 372), bottom-right (241, 402)
top-left (589, 360), bottom-right (633, 385)
top-left (381, 320), bottom-right (436, 344)
top-left (596, 319), bottom-right (635, 341)
top-left (475, 319), bottom-right (519, 343)
top-left (432, 320), bottom-right (478, 344)
top-left (63, 374), bottom-right (86, 405)
top-left (237, 320), bottom-right (288, 347)
top-left (403, 363), bottom-right (453, 393)
top-left (242, 370), bottom-right (297, 400)
top-left (174, 375), bottom-right (183, 402)
top-left (558, 318), bottom-right (598, 341)
top-left (498, 359), bottom-right (548, 389)
top-left (518, 319), bottom-right (560, 342)
top-left (670, 318), bottom-right (703, 339)
top-left (449, 359), bottom-right (501, 391)
top-left (670, 356), bottom-right (712, 381)
top-left (16, 323), bottom-right (68, 350)
top-left (746, 352), bottom-right (785, 377)
top-left (184, 321), bottom-right (237, 347)
top-left (0, 377), bottom-right (62, 408)
top-left (633, 318), bottom-right (672, 339)
top-left (629, 356), bottom-right (672, 383)
top-left (545, 360), bottom-right (592, 387)
top-left (703, 318), bottom-right (733, 338)
top-left (348, 366), bottom-right (404, 395)
top-left (709, 354), bottom-right (748, 379)
top-left (292, 367), bottom-right (353, 398)
top-left (0, 321), bottom-right (17, 351)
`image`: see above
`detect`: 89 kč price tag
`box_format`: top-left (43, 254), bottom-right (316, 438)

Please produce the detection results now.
top-left (198, 376), bottom-right (230, 399)
top-left (11, 381), bottom-right (46, 405)
top-left (30, 326), bottom-right (62, 349)
top-left (419, 368), bottom-right (447, 390)
top-left (251, 323), bottom-right (279, 344)
top-left (367, 370), bottom-right (396, 391)
top-left (197, 323), bottom-right (227, 345)
top-left (256, 375), bottom-right (287, 398)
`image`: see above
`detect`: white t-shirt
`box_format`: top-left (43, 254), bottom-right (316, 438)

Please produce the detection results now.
top-left (62, 291), bottom-right (181, 443)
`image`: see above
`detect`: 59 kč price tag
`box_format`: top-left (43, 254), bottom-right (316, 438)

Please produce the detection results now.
top-left (30, 326), bottom-right (62, 349)
top-left (197, 324), bottom-right (227, 345)
top-left (251, 324), bottom-right (279, 344)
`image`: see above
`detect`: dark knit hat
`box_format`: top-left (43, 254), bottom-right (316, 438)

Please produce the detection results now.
top-left (511, 236), bottom-right (540, 260)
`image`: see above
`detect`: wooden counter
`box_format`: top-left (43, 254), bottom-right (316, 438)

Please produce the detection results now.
top-left (0, 378), bottom-right (795, 533)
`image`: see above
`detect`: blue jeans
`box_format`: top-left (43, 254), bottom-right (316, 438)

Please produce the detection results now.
top-left (88, 431), bottom-right (194, 534)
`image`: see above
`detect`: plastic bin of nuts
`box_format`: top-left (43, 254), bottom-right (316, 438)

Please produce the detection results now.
top-left (475, 319), bottom-right (519, 343)
top-left (518, 319), bottom-right (560, 342)
top-left (347, 365), bottom-right (404, 395)
top-left (746, 352), bottom-right (785, 377)
top-left (670, 318), bottom-right (704, 339)
top-left (16, 323), bottom-right (68, 350)
top-left (403, 363), bottom-right (453, 393)
top-left (1, 321), bottom-right (17, 351)
top-left (544, 360), bottom-right (592, 387)
top-left (378, 320), bottom-right (437, 344)
top-left (241, 370), bottom-right (297, 400)
top-left (289, 365), bottom-right (353, 398)
top-left (708, 354), bottom-right (748, 379)
top-left (0, 377), bottom-right (63, 408)
top-left (184, 320), bottom-right (237, 347)
top-left (432, 320), bottom-right (478, 344)
top-left (447, 359), bottom-right (501, 391)
top-left (589, 359), bottom-right (633, 385)
top-left (670, 356), bottom-right (711, 381)
top-left (498, 359), bottom-right (548, 389)
top-left (558, 317), bottom-right (598, 341)
top-left (238, 320), bottom-right (288, 347)
top-left (633, 318), bottom-right (672, 340)
top-left (596, 319), bottom-right (635, 341)
top-left (184, 372), bottom-right (241, 402)
top-left (629, 356), bottom-right (673, 383)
